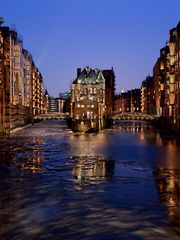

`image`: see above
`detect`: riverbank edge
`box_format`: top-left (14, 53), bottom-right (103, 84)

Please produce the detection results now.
top-left (0, 119), bottom-right (43, 136)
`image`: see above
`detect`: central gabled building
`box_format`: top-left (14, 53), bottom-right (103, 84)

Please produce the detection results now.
top-left (70, 67), bottom-right (106, 131)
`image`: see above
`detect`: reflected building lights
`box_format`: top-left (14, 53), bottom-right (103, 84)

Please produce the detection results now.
top-left (154, 167), bottom-right (180, 229)
top-left (68, 132), bottom-right (107, 157)
top-left (9, 137), bottom-right (44, 173)
top-left (71, 155), bottom-right (114, 186)
top-left (72, 157), bottom-right (106, 182)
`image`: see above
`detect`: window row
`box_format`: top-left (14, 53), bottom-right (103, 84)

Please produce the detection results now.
top-left (75, 88), bottom-right (103, 95)
top-left (76, 104), bottom-right (95, 108)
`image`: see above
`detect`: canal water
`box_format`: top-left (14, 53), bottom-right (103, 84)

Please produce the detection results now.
top-left (0, 120), bottom-right (180, 240)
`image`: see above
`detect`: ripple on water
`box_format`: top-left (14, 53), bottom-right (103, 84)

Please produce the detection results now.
top-left (0, 121), bottom-right (180, 239)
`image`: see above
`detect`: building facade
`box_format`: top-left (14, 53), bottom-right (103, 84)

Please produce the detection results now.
top-left (175, 22), bottom-right (180, 130)
top-left (70, 67), bottom-right (106, 132)
top-left (131, 89), bottom-right (141, 112)
top-left (59, 92), bottom-right (70, 113)
top-left (43, 89), bottom-right (49, 114)
top-left (32, 65), bottom-right (44, 116)
top-left (149, 22), bottom-right (180, 130)
top-left (102, 69), bottom-right (115, 116)
top-left (114, 89), bottom-right (141, 114)
top-left (48, 97), bottom-right (59, 113)
top-left (44, 92), bottom-right (70, 114)
top-left (0, 21), bottom-right (44, 133)
top-left (153, 58), bottom-right (162, 117)
top-left (114, 91), bottom-right (131, 113)
top-left (141, 76), bottom-right (155, 115)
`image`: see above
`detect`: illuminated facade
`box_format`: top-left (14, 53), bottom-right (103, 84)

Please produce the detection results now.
top-left (0, 21), bottom-right (44, 133)
top-left (0, 25), bottom-right (5, 133)
top-left (150, 22), bottom-right (180, 130)
top-left (70, 67), bottom-right (106, 131)
top-left (23, 49), bottom-right (33, 109)
top-left (141, 76), bottom-right (155, 115)
top-left (114, 91), bottom-right (130, 113)
top-left (114, 89), bottom-right (141, 114)
top-left (153, 58), bottom-right (162, 117)
top-left (32, 65), bottom-right (44, 116)
top-left (175, 22), bottom-right (180, 130)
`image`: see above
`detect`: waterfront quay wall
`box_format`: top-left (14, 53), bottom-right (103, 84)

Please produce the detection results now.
top-left (0, 106), bottom-right (32, 135)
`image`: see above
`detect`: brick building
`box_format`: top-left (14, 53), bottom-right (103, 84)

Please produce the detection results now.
top-left (175, 22), bottom-right (180, 129)
top-left (153, 58), bottom-right (162, 117)
top-left (141, 76), bottom-right (156, 115)
top-left (150, 22), bottom-right (180, 130)
top-left (102, 68), bottom-right (115, 116)
top-left (114, 91), bottom-right (131, 113)
top-left (114, 89), bottom-right (141, 114)
top-left (70, 67), bottom-right (106, 131)
top-left (32, 65), bottom-right (44, 116)
top-left (0, 20), bottom-right (44, 133)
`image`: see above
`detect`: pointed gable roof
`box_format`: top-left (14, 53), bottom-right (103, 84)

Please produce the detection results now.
top-left (97, 70), bottom-right (105, 82)
top-left (73, 67), bottom-right (105, 84)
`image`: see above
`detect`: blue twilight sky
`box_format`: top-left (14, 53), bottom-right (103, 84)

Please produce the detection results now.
top-left (1, 0), bottom-right (180, 97)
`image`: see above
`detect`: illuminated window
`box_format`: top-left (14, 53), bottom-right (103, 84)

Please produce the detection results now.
top-left (89, 96), bottom-right (93, 100)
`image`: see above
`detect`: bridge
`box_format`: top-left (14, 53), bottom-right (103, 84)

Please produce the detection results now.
top-left (33, 112), bottom-right (157, 122)
top-left (112, 112), bottom-right (156, 121)
top-left (33, 113), bottom-right (68, 120)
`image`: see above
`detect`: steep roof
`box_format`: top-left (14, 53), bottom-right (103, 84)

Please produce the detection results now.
top-left (73, 67), bottom-right (105, 84)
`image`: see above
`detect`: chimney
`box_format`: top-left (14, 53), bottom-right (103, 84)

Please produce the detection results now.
top-left (77, 68), bottom-right (81, 77)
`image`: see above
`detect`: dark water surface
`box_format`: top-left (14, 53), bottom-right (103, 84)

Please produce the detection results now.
top-left (0, 120), bottom-right (180, 239)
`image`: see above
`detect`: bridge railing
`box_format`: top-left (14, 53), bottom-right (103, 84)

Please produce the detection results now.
top-left (33, 113), bottom-right (69, 120)
top-left (112, 112), bottom-right (156, 121)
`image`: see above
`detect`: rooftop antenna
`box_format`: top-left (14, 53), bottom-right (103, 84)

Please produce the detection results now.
top-left (0, 17), bottom-right (4, 26)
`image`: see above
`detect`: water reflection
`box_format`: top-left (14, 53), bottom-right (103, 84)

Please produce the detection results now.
top-left (71, 155), bottom-right (114, 185)
top-left (68, 132), bottom-right (107, 156)
top-left (154, 167), bottom-right (180, 232)
top-left (67, 132), bottom-right (115, 186)
top-left (153, 139), bottom-right (180, 233)
top-left (10, 137), bottom-right (44, 173)
top-left (115, 121), bottom-right (180, 233)
top-left (0, 120), bottom-right (180, 239)
top-left (72, 156), bottom-right (106, 181)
